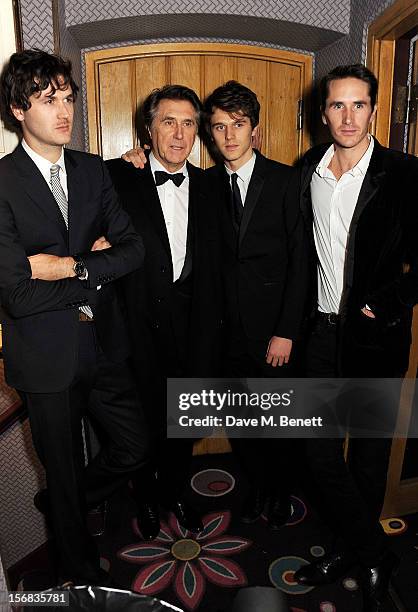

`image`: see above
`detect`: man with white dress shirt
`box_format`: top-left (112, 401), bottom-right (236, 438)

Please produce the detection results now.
top-left (294, 64), bottom-right (418, 611)
top-left (0, 49), bottom-right (149, 586)
top-left (106, 85), bottom-right (222, 540)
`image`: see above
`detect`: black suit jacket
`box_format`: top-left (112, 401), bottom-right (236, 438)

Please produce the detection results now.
top-left (299, 139), bottom-right (418, 375)
top-left (106, 158), bottom-right (222, 379)
top-left (0, 144), bottom-right (144, 392)
top-left (205, 150), bottom-right (308, 343)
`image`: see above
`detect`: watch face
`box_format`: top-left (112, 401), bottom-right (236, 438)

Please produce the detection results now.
top-left (74, 261), bottom-right (85, 277)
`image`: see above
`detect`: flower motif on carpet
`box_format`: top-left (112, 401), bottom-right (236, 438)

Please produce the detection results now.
top-left (118, 510), bottom-right (251, 610)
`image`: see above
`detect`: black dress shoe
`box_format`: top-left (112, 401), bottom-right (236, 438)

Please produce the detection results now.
top-left (361, 550), bottom-right (399, 611)
top-left (266, 496), bottom-right (292, 530)
top-left (241, 489), bottom-right (266, 524)
top-left (169, 500), bottom-right (203, 533)
top-left (137, 502), bottom-right (160, 540)
top-left (34, 489), bottom-right (54, 530)
top-left (34, 489), bottom-right (50, 515)
top-left (294, 551), bottom-right (356, 586)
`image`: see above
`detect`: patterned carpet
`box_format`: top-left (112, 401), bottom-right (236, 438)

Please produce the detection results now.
top-left (14, 453), bottom-right (418, 611)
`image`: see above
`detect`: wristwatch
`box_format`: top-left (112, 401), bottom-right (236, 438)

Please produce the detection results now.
top-left (73, 255), bottom-right (88, 280)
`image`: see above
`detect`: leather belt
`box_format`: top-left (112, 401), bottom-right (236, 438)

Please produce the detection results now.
top-left (78, 312), bottom-right (93, 322)
top-left (316, 311), bottom-right (339, 325)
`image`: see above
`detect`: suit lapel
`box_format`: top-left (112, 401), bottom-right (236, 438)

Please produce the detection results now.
top-left (177, 162), bottom-right (197, 283)
top-left (11, 144), bottom-right (68, 244)
top-left (238, 151), bottom-right (266, 248)
top-left (66, 150), bottom-right (87, 253)
top-left (343, 141), bottom-right (386, 291)
top-left (348, 143), bottom-right (386, 230)
top-left (136, 164), bottom-right (172, 260)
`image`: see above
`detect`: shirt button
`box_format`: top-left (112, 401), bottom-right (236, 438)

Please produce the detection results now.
top-left (160, 266), bottom-right (166, 273)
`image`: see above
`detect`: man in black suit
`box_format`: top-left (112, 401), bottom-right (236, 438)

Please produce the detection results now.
top-left (107, 86), bottom-right (222, 539)
top-left (0, 50), bottom-right (149, 585)
top-left (293, 65), bottom-right (418, 609)
top-left (202, 81), bottom-right (308, 529)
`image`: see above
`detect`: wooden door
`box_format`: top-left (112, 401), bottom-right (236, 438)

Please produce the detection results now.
top-left (86, 43), bottom-right (312, 455)
top-left (86, 43), bottom-right (312, 167)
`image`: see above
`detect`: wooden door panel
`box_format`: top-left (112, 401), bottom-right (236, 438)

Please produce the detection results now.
top-left (203, 54), bottom-right (237, 94)
top-left (135, 56), bottom-right (167, 145)
top-left (268, 62), bottom-right (301, 165)
top-left (98, 60), bottom-right (136, 160)
top-left (169, 55), bottom-right (202, 96)
top-left (135, 56), bottom-right (167, 104)
top-left (236, 58), bottom-right (268, 155)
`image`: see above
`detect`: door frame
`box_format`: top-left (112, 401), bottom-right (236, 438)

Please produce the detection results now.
top-left (367, 0), bottom-right (418, 518)
top-left (85, 42), bottom-right (312, 161)
top-left (367, 0), bottom-right (418, 145)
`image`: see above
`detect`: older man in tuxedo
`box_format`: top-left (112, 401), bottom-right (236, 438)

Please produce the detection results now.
top-left (107, 85), bottom-right (222, 539)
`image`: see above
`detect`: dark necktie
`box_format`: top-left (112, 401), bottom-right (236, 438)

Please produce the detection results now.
top-left (230, 173), bottom-right (243, 225)
top-left (155, 170), bottom-right (185, 187)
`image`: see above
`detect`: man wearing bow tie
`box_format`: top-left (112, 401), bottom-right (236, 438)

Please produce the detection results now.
top-left (107, 85), bottom-right (222, 539)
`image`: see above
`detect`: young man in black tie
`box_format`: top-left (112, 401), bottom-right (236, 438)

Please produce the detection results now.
top-left (107, 86), bottom-right (222, 539)
top-left (0, 50), bottom-right (149, 585)
top-left (202, 81), bottom-right (308, 529)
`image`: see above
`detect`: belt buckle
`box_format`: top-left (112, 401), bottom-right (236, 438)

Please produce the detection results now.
top-left (327, 313), bottom-right (337, 325)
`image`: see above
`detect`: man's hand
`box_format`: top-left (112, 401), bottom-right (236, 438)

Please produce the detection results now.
top-left (251, 125), bottom-right (263, 151)
top-left (121, 145), bottom-right (150, 168)
top-left (361, 307), bottom-right (376, 319)
top-left (91, 236), bottom-right (112, 251)
top-left (266, 336), bottom-right (293, 367)
top-left (28, 254), bottom-right (75, 280)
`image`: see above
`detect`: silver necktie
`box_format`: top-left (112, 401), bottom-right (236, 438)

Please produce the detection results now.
top-left (50, 164), bottom-right (68, 227)
top-left (50, 164), bottom-right (93, 319)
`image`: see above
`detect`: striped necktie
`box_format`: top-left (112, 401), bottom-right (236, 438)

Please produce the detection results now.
top-left (50, 164), bottom-right (68, 227)
top-left (50, 164), bottom-right (93, 320)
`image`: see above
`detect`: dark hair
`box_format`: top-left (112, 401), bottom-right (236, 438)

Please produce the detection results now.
top-left (203, 80), bottom-right (260, 130)
top-left (142, 84), bottom-right (202, 130)
top-left (320, 64), bottom-right (378, 109)
top-left (0, 49), bottom-right (78, 130)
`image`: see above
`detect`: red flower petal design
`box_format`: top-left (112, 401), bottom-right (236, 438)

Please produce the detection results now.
top-left (174, 561), bottom-right (205, 611)
top-left (198, 556), bottom-right (247, 587)
top-left (201, 536), bottom-right (251, 556)
top-left (156, 522), bottom-right (175, 543)
top-left (132, 559), bottom-right (176, 595)
top-left (168, 513), bottom-right (189, 539)
top-left (118, 542), bottom-right (170, 564)
top-left (197, 511), bottom-right (231, 541)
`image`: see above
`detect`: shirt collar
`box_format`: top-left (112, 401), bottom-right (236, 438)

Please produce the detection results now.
top-left (21, 139), bottom-right (66, 175)
top-left (149, 151), bottom-right (188, 180)
top-left (315, 135), bottom-right (374, 179)
top-left (225, 151), bottom-right (256, 181)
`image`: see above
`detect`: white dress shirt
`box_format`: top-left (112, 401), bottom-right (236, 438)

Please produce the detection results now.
top-left (149, 152), bottom-right (189, 282)
top-left (311, 136), bottom-right (374, 314)
top-left (225, 151), bottom-right (256, 204)
top-left (22, 139), bottom-right (68, 198)
top-left (22, 140), bottom-right (96, 308)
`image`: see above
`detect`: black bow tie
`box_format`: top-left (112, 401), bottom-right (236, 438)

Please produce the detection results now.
top-left (155, 170), bottom-right (185, 187)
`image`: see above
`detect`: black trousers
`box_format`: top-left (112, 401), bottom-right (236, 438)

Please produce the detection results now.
top-left (304, 316), bottom-right (390, 566)
top-left (20, 321), bottom-right (149, 583)
top-left (132, 308), bottom-right (195, 503)
top-left (223, 323), bottom-right (298, 498)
